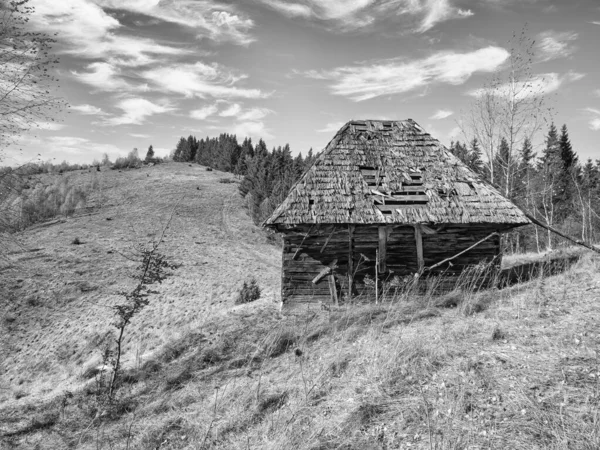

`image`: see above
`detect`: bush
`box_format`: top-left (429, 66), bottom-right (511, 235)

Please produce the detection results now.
top-left (236, 278), bottom-right (261, 304)
top-left (72, 237), bottom-right (82, 245)
top-left (219, 178), bottom-right (236, 184)
top-left (112, 149), bottom-right (142, 170)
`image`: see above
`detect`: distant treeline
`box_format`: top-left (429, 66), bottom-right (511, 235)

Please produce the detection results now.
top-left (449, 124), bottom-right (600, 252)
top-left (172, 134), bottom-right (317, 224)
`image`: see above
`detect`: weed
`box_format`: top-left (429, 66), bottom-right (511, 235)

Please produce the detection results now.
top-left (71, 237), bottom-right (82, 245)
top-left (218, 178), bottom-right (236, 184)
top-left (491, 326), bottom-right (507, 340)
top-left (236, 278), bottom-right (261, 304)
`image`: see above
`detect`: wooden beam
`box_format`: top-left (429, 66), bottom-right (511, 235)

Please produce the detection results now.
top-left (320, 228), bottom-right (335, 253)
top-left (414, 225), bottom-right (424, 273)
top-left (312, 259), bottom-right (338, 284)
top-left (348, 225), bottom-right (355, 300)
top-left (328, 274), bottom-right (338, 306)
top-left (378, 226), bottom-right (387, 273)
top-left (524, 212), bottom-right (600, 255)
top-left (423, 232), bottom-right (498, 273)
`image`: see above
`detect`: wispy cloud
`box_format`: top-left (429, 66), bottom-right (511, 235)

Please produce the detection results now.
top-left (238, 108), bottom-right (272, 121)
top-left (97, 0), bottom-right (255, 45)
top-left (71, 104), bottom-right (108, 115)
top-left (306, 46), bottom-right (509, 102)
top-left (190, 104), bottom-right (219, 120)
top-left (104, 98), bottom-right (173, 126)
top-left (32, 0), bottom-right (189, 65)
top-left (430, 109), bottom-right (453, 119)
top-left (585, 107), bottom-right (600, 131)
top-left (317, 121), bottom-right (345, 133)
top-left (259, 0), bottom-right (473, 33)
top-left (71, 62), bottom-right (142, 92)
top-left (219, 103), bottom-right (243, 117)
top-left (141, 63), bottom-right (267, 99)
top-left (536, 30), bottom-right (578, 62)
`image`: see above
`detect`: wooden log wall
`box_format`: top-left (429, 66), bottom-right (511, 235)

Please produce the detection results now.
top-left (281, 224), bottom-right (503, 307)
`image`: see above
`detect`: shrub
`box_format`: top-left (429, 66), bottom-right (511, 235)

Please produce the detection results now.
top-left (72, 237), bottom-right (82, 245)
top-left (236, 278), bottom-right (261, 304)
top-left (219, 178), bottom-right (236, 184)
top-left (112, 149), bottom-right (142, 170)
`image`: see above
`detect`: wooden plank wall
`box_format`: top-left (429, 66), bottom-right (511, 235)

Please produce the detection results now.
top-left (281, 224), bottom-right (502, 306)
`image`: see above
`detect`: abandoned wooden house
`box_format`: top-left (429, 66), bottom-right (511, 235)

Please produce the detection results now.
top-left (263, 119), bottom-right (530, 307)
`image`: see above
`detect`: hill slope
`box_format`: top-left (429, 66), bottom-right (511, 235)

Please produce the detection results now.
top-left (1, 163), bottom-right (600, 450)
top-left (0, 162), bottom-right (280, 403)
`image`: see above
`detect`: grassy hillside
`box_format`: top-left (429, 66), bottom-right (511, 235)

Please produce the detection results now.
top-left (0, 162), bottom-right (280, 405)
top-left (1, 163), bottom-right (600, 449)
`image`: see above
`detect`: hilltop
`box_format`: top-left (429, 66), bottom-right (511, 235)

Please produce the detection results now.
top-left (1, 162), bottom-right (599, 449)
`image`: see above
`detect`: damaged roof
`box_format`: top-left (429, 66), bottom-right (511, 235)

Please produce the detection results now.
top-left (264, 119), bottom-right (530, 227)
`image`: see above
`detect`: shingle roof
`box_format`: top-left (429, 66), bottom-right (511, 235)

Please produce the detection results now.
top-left (264, 119), bottom-right (530, 227)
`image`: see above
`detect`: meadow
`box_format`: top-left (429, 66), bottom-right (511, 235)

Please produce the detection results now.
top-left (1, 162), bottom-right (599, 449)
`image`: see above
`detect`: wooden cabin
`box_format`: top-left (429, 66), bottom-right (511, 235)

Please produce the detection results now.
top-left (263, 119), bottom-right (530, 308)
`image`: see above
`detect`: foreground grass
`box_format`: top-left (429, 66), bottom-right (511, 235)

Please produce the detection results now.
top-left (2, 253), bottom-right (599, 449)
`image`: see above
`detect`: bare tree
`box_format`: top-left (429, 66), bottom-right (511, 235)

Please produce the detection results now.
top-left (0, 0), bottom-right (66, 155)
top-left (462, 27), bottom-right (552, 195)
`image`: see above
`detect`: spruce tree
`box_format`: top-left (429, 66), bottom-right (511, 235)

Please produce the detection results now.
top-left (145, 145), bottom-right (155, 162)
top-left (556, 124), bottom-right (579, 221)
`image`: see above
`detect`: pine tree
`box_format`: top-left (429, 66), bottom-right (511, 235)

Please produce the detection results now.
top-left (145, 145), bottom-right (155, 162)
top-left (468, 138), bottom-right (484, 176)
top-left (556, 124), bottom-right (580, 222)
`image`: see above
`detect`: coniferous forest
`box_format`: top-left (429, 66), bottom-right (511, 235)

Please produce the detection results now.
top-left (449, 124), bottom-right (600, 252)
top-left (172, 122), bottom-right (600, 253)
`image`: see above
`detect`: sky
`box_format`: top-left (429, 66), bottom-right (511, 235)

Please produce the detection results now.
top-left (4, 0), bottom-right (600, 165)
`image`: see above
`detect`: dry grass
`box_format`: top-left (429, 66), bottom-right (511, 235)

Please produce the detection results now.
top-left (0, 162), bottom-right (280, 406)
top-left (2, 162), bottom-right (600, 449)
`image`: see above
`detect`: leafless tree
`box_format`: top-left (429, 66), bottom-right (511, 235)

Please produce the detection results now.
top-left (0, 0), bottom-right (66, 156)
top-left (462, 27), bottom-right (552, 195)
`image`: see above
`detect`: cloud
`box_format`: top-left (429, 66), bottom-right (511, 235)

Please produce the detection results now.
top-left (233, 121), bottom-right (273, 140)
top-left (130, 133), bottom-right (151, 138)
top-left (430, 109), bottom-right (453, 119)
top-left (591, 21), bottom-right (600, 25)
top-left (31, 0), bottom-right (189, 65)
top-left (141, 63), bottom-right (267, 99)
top-left (306, 46), bottom-right (509, 101)
top-left (71, 104), bottom-right (108, 115)
top-left (417, 0), bottom-right (473, 32)
top-left (536, 31), bottom-right (578, 62)
top-left (317, 121), bottom-right (345, 133)
top-left (104, 98), bottom-right (173, 126)
top-left (219, 103), bottom-right (243, 117)
top-left (97, 0), bottom-right (255, 45)
top-left (259, 0), bottom-right (473, 32)
top-left (71, 62), bottom-right (140, 92)
top-left (469, 71), bottom-right (585, 99)
top-left (238, 108), bottom-right (272, 121)
top-left (190, 104), bottom-right (219, 120)
top-left (594, 89), bottom-right (600, 97)
top-left (586, 108), bottom-right (600, 131)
